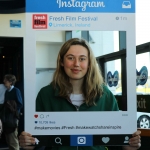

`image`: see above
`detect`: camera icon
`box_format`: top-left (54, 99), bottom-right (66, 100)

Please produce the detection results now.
top-left (77, 137), bottom-right (86, 144)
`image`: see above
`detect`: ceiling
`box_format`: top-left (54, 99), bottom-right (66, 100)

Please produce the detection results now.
top-left (0, 0), bottom-right (25, 13)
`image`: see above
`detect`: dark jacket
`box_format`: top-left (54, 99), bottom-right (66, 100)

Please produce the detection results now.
top-left (36, 84), bottom-right (119, 112)
top-left (4, 87), bottom-right (23, 113)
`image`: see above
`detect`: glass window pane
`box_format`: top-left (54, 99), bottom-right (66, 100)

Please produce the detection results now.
top-left (136, 52), bottom-right (150, 95)
top-left (105, 59), bottom-right (122, 95)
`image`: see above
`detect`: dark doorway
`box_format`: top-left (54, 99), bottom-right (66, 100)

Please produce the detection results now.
top-left (0, 37), bottom-right (23, 85)
top-left (0, 37), bottom-right (24, 147)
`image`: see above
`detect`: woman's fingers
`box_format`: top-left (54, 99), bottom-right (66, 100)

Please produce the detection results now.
top-left (129, 138), bottom-right (141, 148)
top-left (19, 135), bottom-right (35, 143)
top-left (19, 131), bottom-right (35, 150)
top-left (128, 130), bottom-right (141, 149)
top-left (20, 146), bottom-right (35, 150)
top-left (132, 130), bottom-right (141, 137)
top-left (20, 131), bottom-right (32, 137)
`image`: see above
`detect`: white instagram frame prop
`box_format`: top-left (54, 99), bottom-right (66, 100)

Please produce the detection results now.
top-left (25, 0), bottom-right (136, 136)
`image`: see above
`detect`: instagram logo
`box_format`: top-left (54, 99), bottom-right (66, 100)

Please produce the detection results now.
top-left (77, 137), bottom-right (86, 144)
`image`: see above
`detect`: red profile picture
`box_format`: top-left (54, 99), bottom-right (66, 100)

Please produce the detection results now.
top-left (32, 14), bottom-right (47, 29)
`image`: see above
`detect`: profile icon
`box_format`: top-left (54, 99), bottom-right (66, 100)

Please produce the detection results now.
top-left (124, 136), bottom-right (129, 143)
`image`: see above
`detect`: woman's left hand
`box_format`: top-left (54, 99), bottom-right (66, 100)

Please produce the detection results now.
top-left (123, 130), bottom-right (141, 150)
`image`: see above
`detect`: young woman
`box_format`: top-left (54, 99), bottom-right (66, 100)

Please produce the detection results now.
top-left (19, 38), bottom-right (141, 150)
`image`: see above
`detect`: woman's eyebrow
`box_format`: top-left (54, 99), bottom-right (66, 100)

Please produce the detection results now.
top-left (66, 54), bottom-right (74, 57)
top-left (66, 54), bottom-right (87, 57)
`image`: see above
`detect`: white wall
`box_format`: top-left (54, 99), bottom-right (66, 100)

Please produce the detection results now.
top-left (36, 31), bottom-right (65, 42)
top-left (35, 31), bottom-right (65, 95)
top-left (136, 1), bottom-right (150, 45)
top-left (0, 13), bottom-right (25, 37)
top-left (36, 42), bottom-right (61, 68)
top-left (36, 70), bottom-right (55, 95)
top-left (35, 31), bottom-right (65, 68)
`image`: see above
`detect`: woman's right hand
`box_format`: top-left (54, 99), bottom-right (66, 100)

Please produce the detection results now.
top-left (19, 131), bottom-right (36, 150)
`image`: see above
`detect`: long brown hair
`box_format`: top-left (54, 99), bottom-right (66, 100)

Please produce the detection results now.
top-left (52, 38), bottom-right (104, 105)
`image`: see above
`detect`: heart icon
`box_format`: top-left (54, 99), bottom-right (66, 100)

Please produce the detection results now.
top-left (34, 114), bottom-right (38, 118)
top-left (102, 137), bottom-right (110, 144)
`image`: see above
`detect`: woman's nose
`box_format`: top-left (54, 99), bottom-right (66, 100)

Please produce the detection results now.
top-left (74, 58), bottom-right (79, 66)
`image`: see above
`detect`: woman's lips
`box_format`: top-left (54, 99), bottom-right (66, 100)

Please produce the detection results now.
top-left (71, 69), bottom-right (80, 73)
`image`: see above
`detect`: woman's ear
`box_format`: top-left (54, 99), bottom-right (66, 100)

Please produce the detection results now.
top-left (61, 62), bottom-right (64, 66)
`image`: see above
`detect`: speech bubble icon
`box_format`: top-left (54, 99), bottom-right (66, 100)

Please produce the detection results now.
top-left (34, 114), bottom-right (38, 118)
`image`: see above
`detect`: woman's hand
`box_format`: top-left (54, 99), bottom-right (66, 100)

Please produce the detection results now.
top-left (122, 130), bottom-right (141, 150)
top-left (19, 131), bottom-right (36, 150)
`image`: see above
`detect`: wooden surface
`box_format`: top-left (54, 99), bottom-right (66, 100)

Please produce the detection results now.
top-left (138, 128), bottom-right (150, 136)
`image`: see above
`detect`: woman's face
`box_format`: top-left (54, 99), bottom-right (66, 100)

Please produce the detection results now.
top-left (62, 45), bottom-right (89, 81)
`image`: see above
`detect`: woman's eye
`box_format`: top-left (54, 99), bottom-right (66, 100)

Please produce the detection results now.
top-left (68, 57), bottom-right (74, 60)
top-left (80, 58), bottom-right (86, 61)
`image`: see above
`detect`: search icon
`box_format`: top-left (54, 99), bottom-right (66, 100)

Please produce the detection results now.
top-left (55, 137), bottom-right (62, 145)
